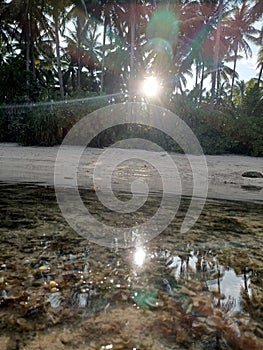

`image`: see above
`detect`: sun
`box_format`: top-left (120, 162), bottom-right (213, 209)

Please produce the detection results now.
top-left (141, 76), bottom-right (159, 97)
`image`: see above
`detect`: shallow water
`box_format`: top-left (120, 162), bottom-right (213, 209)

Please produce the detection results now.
top-left (0, 183), bottom-right (262, 349)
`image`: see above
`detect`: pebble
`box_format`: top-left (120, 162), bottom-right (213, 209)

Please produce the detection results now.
top-left (49, 280), bottom-right (57, 288)
top-left (38, 266), bottom-right (50, 272)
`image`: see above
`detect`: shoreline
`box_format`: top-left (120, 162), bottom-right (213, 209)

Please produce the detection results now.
top-left (0, 143), bottom-right (262, 204)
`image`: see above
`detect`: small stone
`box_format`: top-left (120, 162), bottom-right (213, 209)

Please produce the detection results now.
top-left (49, 280), bottom-right (57, 288)
top-left (60, 334), bottom-right (72, 345)
top-left (38, 266), bottom-right (50, 272)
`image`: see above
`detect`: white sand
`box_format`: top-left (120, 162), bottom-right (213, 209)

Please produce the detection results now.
top-left (0, 143), bottom-right (262, 203)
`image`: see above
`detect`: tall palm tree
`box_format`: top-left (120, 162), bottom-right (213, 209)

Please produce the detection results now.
top-left (223, 1), bottom-right (258, 99)
top-left (7, 0), bottom-right (50, 82)
top-left (47, 0), bottom-right (72, 99)
top-left (178, 0), bottom-right (228, 102)
top-left (97, 1), bottom-right (152, 94)
top-left (64, 18), bottom-right (101, 92)
top-left (2, 0), bottom-right (53, 102)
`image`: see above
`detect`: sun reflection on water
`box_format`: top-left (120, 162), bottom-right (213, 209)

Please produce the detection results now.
top-left (134, 246), bottom-right (146, 267)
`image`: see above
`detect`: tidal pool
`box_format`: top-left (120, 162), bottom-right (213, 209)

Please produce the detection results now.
top-left (0, 183), bottom-right (262, 349)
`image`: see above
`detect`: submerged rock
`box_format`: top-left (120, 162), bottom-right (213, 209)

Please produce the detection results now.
top-left (162, 279), bottom-right (174, 296)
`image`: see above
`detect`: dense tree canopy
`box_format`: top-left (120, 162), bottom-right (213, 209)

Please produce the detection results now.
top-left (0, 0), bottom-right (262, 155)
top-left (0, 0), bottom-right (261, 101)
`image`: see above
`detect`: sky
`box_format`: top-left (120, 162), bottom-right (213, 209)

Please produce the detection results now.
top-left (238, 48), bottom-right (258, 82)
top-left (235, 20), bottom-right (262, 83)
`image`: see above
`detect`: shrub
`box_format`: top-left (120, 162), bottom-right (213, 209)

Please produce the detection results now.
top-left (0, 111), bottom-right (9, 142)
top-left (17, 109), bottom-right (59, 146)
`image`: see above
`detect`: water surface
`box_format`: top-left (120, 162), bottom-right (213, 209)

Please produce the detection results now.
top-left (0, 183), bottom-right (262, 349)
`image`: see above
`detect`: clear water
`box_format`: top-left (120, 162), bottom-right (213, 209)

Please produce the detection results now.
top-left (0, 183), bottom-right (262, 349)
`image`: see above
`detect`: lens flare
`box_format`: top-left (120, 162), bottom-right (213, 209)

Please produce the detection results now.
top-left (146, 8), bottom-right (179, 45)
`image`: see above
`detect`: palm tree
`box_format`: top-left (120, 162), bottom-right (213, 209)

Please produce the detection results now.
top-left (1, 0), bottom-right (54, 101)
top-left (232, 79), bottom-right (246, 108)
top-left (216, 60), bottom-right (238, 104)
top-left (6, 0), bottom-right (51, 85)
top-left (86, 1), bottom-right (152, 94)
top-left (64, 18), bottom-right (101, 92)
top-left (223, 1), bottom-right (258, 100)
top-left (177, 0), bottom-right (228, 102)
top-left (47, 0), bottom-right (72, 99)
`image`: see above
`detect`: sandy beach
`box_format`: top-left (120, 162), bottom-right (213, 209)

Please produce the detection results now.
top-left (0, 142), bottom-right (262, 203)
top-left (1, 144), bottom-right (263, 350)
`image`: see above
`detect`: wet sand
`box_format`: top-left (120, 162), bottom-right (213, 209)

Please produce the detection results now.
top-left (0, 143), bottom-right (262, 203)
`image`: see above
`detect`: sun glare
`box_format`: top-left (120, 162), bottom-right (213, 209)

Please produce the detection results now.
top-left (134, 246), bottom-right (146, 267)
top-left (141, 76), bottom-right (159, 97)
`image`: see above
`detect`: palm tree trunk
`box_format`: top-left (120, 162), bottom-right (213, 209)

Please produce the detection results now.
top-left (230, 49), bottom-right (238, 100)
top-left (198, 62), bottom-right (205, 106)
top-left (210, 69), bottom-right (217, 104)
top-left (257, 63), bottom-right (263, 87)
top-left (179, 81), bottom-right (184, 95)
top-left (216, 64), bottom-right (222, 102)
top-left (211, 0), bottom-right (223, 105)
top-left (100, 14), bottom-right (107, 95)
top-left (77, 58), bottom-right (81, 89)
top-left (76, 18), bottom-right (82, 90)
top-left (25, 3), bottom-right (30, 84)
top-left (130, 2), bottom-right (136, 85)
top-left (54, 4), bottom-right (65, 99)
top-left (26, 21), bottom-right (30, 75)
top-left (195, 62), bottom-right (199, 89)
top-left (29, 15), bottom-right (36, 81)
